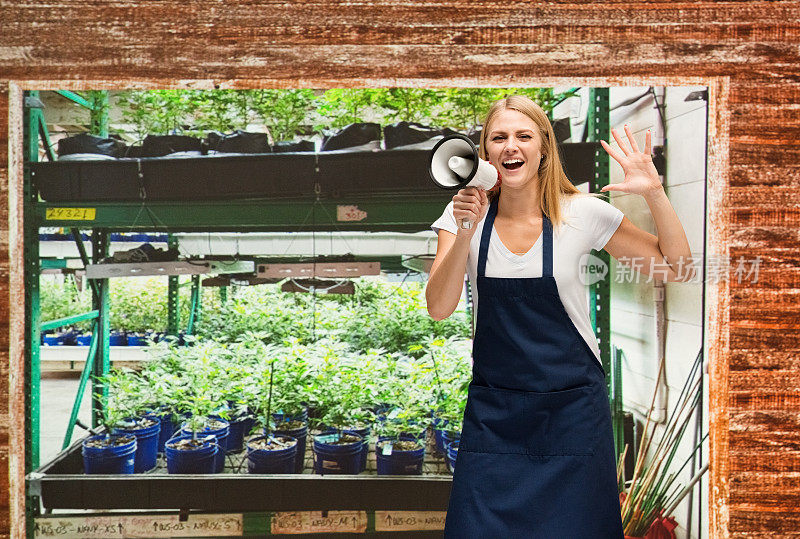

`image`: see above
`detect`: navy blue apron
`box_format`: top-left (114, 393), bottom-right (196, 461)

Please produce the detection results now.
top-left (444, 197), bottom-right (624, 538)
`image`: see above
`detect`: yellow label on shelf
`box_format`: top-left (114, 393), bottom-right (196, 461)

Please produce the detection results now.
top-left (45, 207), bottom-right (96, 221)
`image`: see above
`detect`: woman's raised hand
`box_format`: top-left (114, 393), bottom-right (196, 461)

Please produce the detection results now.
top-left (452, 187), bottom-right (489, 232)
top-left (599, 125), bottom-right (663, 197)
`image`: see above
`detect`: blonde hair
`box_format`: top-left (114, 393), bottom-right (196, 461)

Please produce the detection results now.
top-left (479, 94), bottom-right (599, 228)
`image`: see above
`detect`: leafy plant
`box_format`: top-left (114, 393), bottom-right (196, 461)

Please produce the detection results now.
top-left (251, 89), bottom-right (318, 142)
top-left (115, 90), bottom-right (198, 141)
top-left (95, 367), bottom-right (152, 433)
top-left (314, 89), bottom-right (384, 129)
top-left (374, 88), bottom-right (443, 124)
top-left (436, 89), bottom-right (508, 131)
top-left (39, 276), bottom-right (93, 331)
top-left (189, 89), bottom-right (252, 134)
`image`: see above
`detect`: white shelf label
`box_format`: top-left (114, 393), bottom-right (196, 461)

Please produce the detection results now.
top-left (33, 514), bottom-right (242, 538)
top-left (271, 511), bottom-right (367, 534)
top-left (375, 510), bottom-right (447, 531)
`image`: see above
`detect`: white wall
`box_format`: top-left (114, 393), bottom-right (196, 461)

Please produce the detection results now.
top-left (554, 86), bottom-right (709, 538)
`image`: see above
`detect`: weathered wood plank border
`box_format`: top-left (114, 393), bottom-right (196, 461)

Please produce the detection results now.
top-left (1, 2), bottom-right (798, 536)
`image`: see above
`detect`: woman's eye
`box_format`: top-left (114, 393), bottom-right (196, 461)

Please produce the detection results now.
top-left (492, 136), bottom-right (505, 141)
top-left (519, 135), bottom-right (531, 140)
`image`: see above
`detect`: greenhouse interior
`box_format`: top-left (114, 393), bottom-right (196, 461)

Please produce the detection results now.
top-left (24, 88), bottom-right (710, 538)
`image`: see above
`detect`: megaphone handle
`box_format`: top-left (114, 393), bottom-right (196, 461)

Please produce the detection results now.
top-left (460, 218), bottom-right (473, 230)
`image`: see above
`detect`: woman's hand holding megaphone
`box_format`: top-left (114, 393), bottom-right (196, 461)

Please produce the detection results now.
top-left (452, 187), bottom-right (490, 233)
top-left (428, 133), bottom-right (502, 229)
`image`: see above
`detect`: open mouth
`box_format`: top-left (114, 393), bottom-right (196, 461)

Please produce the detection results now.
top-left (502, 159), bottom-right (524, 170)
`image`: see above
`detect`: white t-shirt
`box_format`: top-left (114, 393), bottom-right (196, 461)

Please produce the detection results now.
top-left (430, 194), bottom-right (624, 364)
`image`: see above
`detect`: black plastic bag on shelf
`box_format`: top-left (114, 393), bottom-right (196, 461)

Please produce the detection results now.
top-left (383, 121), bottom-right (443, 149)
top-left (207, 130), bottom-right (271, 154)
top-left (320, 123), bottom-right (381, 152)
top-left (271, 140), bottom-right (316, 153)
top-left (141, 135), bottom-right (203, 157)
top-left (552, 117), bottom-right (572, 143)
top-left (57, 133), bottom-right (128, 158)
top-left (122, 145), bottom-right (143, 158)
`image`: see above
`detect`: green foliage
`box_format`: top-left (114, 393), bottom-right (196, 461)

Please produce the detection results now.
top-left (337, 280), bottom-right (470, 355)
top-left (115, 90), bottom-right (199, 141)
top-left (194, 279), bottom-right (470, 354)
top-left (40, 275), bottom-right (215, 333)
top-left (115, 331), bottom-right (473, 444)
top-left (374, 88), bottom-right (444, 124)
top-left (437, 89), bottom-right (509, 131)
top-left (39, 276), bottom-right (92, 330)
top-left (187, 90), bottom-right (252, 134)
top-left (314, 89), bottom-right (383, 129)
top-left (251, 89), bottom-right (318, 142)
top-left (196, 286), bottom-right (313, 344)
top-left (112, 87), bottom-right (576, 146)
top-left (95, 367), bottom-right (152, 432)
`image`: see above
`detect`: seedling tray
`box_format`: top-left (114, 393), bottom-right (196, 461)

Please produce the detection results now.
top-left (29, 434), bottom-right (453, 512)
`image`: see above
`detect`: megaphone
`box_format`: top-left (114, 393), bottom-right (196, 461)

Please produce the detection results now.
top-left (429, 134), bottom-right (500, 229)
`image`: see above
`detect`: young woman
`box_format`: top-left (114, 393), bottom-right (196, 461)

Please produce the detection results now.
top-left (426, 95), bottom-right (693, 537)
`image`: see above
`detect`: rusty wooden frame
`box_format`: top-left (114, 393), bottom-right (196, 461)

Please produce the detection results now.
top-left (7, 76), bottom-right (728, 537)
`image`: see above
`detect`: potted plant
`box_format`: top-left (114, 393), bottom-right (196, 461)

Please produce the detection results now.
top-left (101, 368), bottom-right (162, 474)
top-left (168, 342), bottom-right (228, 474)
top-left (82, 387), bottom-right (137, 475)
top-left (267, 347), bottom-right (313, 473)
top-left (374, 405), bottom-right (431, 476)
top-left (137, 345), bottom-right (188, 452)
top-left (244, 347), bottom-right (298, 474)
top-left (211, 341), bottom-right (260, 453)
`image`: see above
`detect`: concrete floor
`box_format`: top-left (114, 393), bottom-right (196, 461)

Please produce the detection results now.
top-left (39, 373), bottom-right (94, 466)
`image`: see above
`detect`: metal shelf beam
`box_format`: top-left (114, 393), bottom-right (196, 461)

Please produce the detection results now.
top-left (37, 198), bottom-right (450, 232)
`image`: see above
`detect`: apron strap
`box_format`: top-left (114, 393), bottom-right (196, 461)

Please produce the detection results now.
top-left (477, 197), bottom-right (498, 278)
top-left (542, 214), bottom-right (553, 277)
top-left (477, 197), bottom-right (554, 278)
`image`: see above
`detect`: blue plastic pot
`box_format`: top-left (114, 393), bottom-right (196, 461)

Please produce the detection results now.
top-left (376, 436), bottom-right (425, 476)
top-left (351, 426), bottom-right (370, 473)
top-left (226, 415), bottom-right (256, 453)
top-left (60, 329), bottom-right (79, 346)
top-left (165, 435), bottom-right (219, 474)
top-left (75, 333), bottom-right (92, 346)
top-left (113, 416), bottom-right (161, 473)
top-left (313, 432), bottom-right (363, 475)
top-left (126, 333), bottom-right (149, 346)
top-left (432, 416), bottom-right (451, 454)
top-left (441, 430), bottom-right (460, 454)
top-left (42, 333), bottom-right (65, 346)
top-left (181, 418), bottom-right (229, 473)
top-left (82, 434), bottom-right (137, 474)
top-left (271, 406), bottom-right (309, 425)
top-left (445, 439), bottom-right (460, 474)
top-left (109, 331), bottom-right (127, 346)
top-left (273, 422), bottom-right (308, 474)
top-left (246, 436), bottom-right (298, 474)
top-left (322, 425), bottom-right (369, 473)
top-left (151, 412), bottom-right (178, 453)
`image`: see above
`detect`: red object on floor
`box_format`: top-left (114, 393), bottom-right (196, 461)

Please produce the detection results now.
top-left (619, 495), bottom-right (678, 539)
top-left (643, 511), bottom-right (678, 539)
